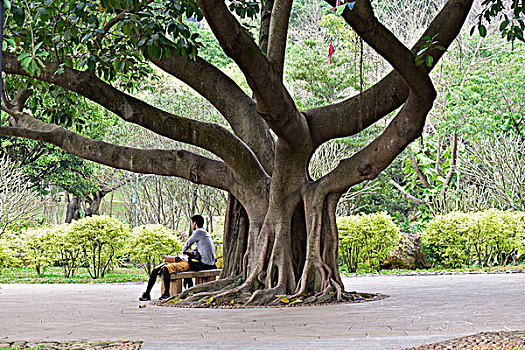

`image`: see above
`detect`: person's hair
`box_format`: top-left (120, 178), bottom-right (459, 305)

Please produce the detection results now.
top-left (191, 214), bottom-right (204, 228)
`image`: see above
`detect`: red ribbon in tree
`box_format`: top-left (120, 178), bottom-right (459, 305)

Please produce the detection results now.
top-left (328, 41), bottom-right (335, 64)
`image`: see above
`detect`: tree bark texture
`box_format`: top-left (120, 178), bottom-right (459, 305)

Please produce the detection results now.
top-left (65, 194), bottom-right (81, 224)
top-left (1, 0), bottom-right (474, 305)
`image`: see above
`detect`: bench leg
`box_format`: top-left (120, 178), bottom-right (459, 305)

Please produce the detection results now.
top-left (170, 279), bottom-right (182, 296)
top-left (160, 279), bottom-right (166, 295)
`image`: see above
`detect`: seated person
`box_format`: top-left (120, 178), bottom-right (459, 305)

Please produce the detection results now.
top-left (139, 214), bottom-right (216, 301)
top-left (183, 214), bottom-right (217, 272)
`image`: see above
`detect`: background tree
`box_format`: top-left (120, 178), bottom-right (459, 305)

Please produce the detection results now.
top-left (392, 29), bottom-right (525, 220)
top-left (2, 0), bottom-right (477, 305)
top-left (0, 155), bottom-right (44, 235)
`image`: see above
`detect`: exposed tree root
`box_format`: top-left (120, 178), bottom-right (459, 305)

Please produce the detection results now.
top-left (157, 276), bottom-right (386, 308)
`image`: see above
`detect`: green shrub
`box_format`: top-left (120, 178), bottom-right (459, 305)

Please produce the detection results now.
top-left (127, 224), bottom-right (183, 275)
top-left (338, 212), bottom-right (400, 273)
top-left (0, 239), bottom-right (15, 271)
top-left (21, 226), bottom-right (57, 276)
top-left (422, 209), bottom-right (524, 268)
top-left (422, 212), bottom-right (472, 268)
top-left (513, 212), bottom-right (525, 259)
top-left (51, 224), bottom-right (82, 278)
top-left (0, 230), bottom-right (23, 267)
top-left (68, 215), bottom-right (130, 279)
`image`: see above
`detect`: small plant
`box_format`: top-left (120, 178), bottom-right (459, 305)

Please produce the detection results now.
top-left (52, 224), bottom-right (83, 278)
top-left (423, 211), bottom-right (471, 268)
top-left (422, 210), bottom-right (525, 268)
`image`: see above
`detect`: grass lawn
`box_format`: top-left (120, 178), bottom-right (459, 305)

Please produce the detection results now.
top-left (2, 264), bottom-right (523, 284)
top-left (344, 263), bottom-right (525, 276)
top-left (0, 266), bottom-right (148, 284)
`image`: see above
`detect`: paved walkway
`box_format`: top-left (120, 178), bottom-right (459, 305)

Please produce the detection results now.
top-left (0, 273), bottom-right (524, 349)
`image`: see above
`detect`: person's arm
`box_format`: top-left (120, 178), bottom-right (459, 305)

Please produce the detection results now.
top-left (182, 230), bottom-right (200, 253)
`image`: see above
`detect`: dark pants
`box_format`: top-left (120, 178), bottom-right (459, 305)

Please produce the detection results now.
top-left (189, 260), bottom-right (217, 271)
top-left (144, 265), bottom-right (171, 296)
top-left (183, 260), bottom-right (217, 288)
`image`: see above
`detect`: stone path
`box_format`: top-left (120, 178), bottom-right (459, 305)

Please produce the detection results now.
top-left (0, 273), bottom-right (523, 349)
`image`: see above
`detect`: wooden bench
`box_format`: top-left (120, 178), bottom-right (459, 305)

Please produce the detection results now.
top-left (160, 269), bottom-right (222, 296)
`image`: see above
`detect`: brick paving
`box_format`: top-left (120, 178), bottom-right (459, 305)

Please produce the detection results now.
top-left (407, 331), bottom-right (525, 349)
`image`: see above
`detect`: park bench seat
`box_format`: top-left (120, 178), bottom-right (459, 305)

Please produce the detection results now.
top-left (160, 269), bottom-right (222, 296)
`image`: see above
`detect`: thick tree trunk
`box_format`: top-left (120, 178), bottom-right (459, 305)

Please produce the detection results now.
top-left (221, 194), bottom-right (249, 278)
top-left (85, 190), bottom-right (109, 217)
top-left (65, 194), bottom-right (81, 223)
top-left (209, 183), bottom-right (345, 305)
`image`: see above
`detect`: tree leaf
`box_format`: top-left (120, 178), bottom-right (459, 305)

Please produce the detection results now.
top-left (500, 20), bottom-right (509, 32)
top-left (425, 56), bottom-right (434, 67)
top-left (479, 24), bottom-right (487, 37)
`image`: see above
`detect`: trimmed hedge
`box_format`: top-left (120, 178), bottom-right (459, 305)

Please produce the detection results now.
top-left (21, 226), bottom-right (57, 276)
top-left (422, 209), bottom-right (525, 268)
top-left (338, 212), bottom-right (400, 273)
top-left (2, 216), bottom-right (134, 278)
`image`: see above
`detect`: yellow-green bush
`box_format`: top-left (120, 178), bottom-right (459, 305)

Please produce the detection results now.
top-left (21, 226), bottom-right (57, 276)
top-left (50, 224), bottom-right (82, 278)
top-left (512, 211), bottom-right (525, 257)
top-left (422, 209), bottom-right (525, 268)
top-left (338, 212), bottom-right (400, 273)
top-left (68, 215), bottom-right (130, 279)
top-left (0, 239), bottom-right (15, 271)
top-left (127, 224), bottom-right (183, 275)
top-left (422, 212), bottom-right (472, 268)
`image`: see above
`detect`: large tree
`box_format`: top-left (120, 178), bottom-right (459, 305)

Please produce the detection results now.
top-left (2, 0), bottom-right (474, 305)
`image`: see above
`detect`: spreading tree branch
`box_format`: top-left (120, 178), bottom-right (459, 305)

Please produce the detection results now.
top-left (408, 148), bottom-right (430, 188)
top-left (389, 179), bottom-right (424, 205)
top-left (258, 0), bottom-right (274, 54)
top-left (195, 0), bottom-right (310, 150)
top-left (1, 106), bottom-right (238, 195)
top-left (313, 0), bottom-right (475, 196)
top-left (2, 53), bottom-right (268, 188)
top-left (149, 48), bottom-right (275, 173)
top-left (440, 132), bottom-right (458, 197)
top-left (307, 0), bottom-right (475, 146)
top-left (267, 0), bottom-right (293, 76)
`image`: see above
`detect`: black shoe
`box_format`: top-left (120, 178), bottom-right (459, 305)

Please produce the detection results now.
top-left (159, 294), bottom-right (171, 301)
top-left (139, 293), bottom-right (151, 301)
